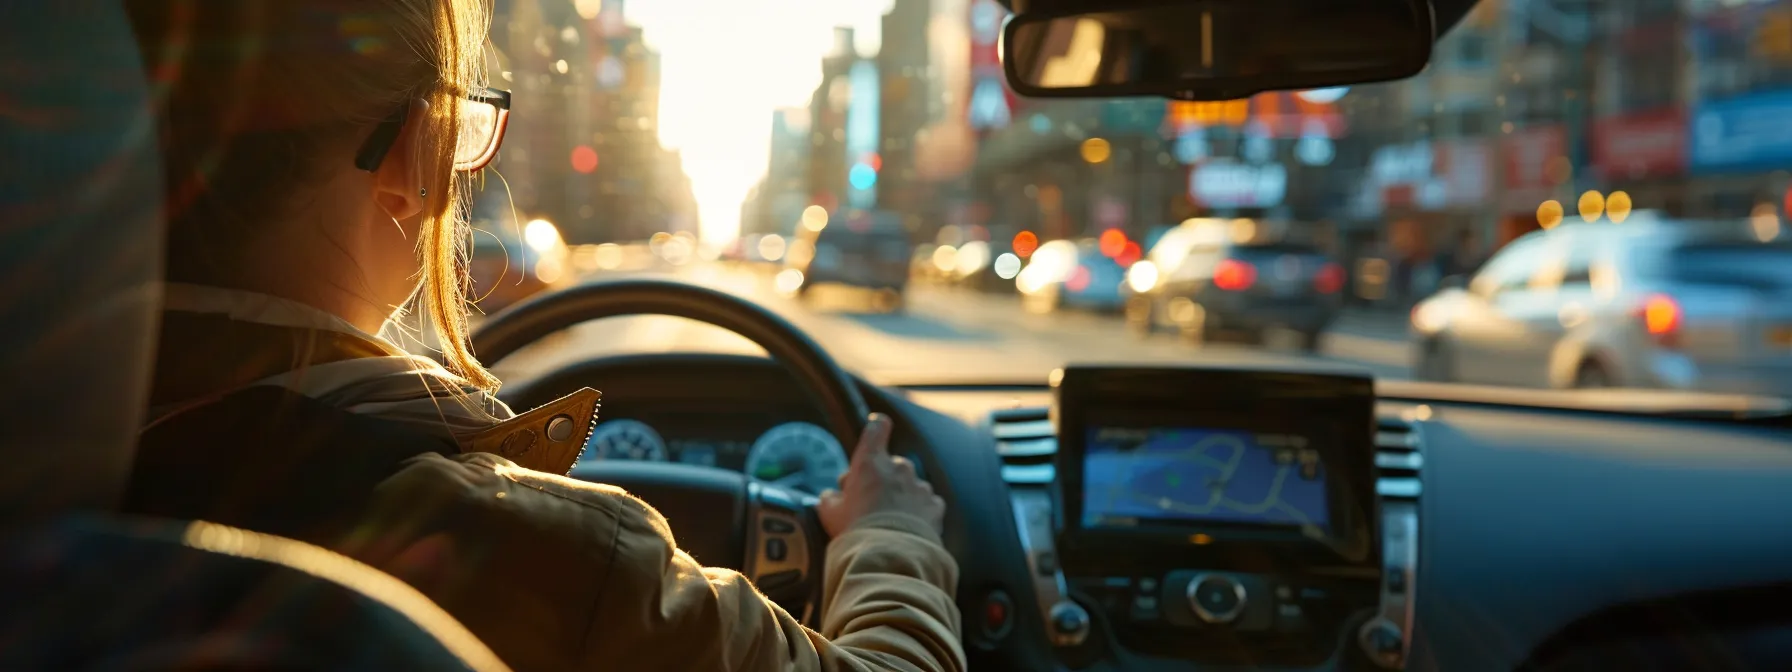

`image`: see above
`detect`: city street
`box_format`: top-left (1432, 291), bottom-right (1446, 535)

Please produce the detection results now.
top-left (486, 261), bottom-right (1414, 386)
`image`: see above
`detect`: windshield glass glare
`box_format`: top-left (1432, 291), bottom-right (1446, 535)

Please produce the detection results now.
top-left (423, 0), bottom-right (1791, 404)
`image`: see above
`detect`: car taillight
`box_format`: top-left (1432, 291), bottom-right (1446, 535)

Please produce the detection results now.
top-left (1635, 293), bottom-right (1682, 347)
top-left (1314, 262), bottom-right (1345, 294)
top-left (1213, 259), bottom-right (1257, 291)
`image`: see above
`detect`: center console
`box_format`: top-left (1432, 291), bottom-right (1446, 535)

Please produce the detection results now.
top-left (1033, 365), bottom-right (1386, 668)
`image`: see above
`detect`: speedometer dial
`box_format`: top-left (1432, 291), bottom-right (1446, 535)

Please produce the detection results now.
top-left (746, 422), bottom-right (848, 494)
top-left (583, 419), bottom-right (667, 462)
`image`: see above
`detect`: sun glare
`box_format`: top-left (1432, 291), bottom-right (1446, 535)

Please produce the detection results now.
top-left (628, 0), bottom-right (895, 246)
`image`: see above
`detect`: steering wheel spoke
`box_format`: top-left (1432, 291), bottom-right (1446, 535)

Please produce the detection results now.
top-left (744, 482), bottom-right (826, 624)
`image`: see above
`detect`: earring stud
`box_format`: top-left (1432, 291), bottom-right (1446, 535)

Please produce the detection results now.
top-left (420, 187), bottom-right (428, 198)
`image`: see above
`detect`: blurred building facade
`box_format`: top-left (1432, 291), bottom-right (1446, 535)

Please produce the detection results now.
top-left (486, 0), bottom-right (695, 245)
top-left (754, 0), bottom-right (1792, 309)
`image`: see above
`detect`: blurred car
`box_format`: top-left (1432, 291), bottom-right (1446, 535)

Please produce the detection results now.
top-left (1410, 215), bottom-right (1792, 394)
top-left (468, 217), bottom-right (570, 314)
top-left (786, 209), bottom-right (912, 304)
top-left (910, 243), bottom-right (945, 283)
top-left (949, 237), bottom-right (1023, 294)
top-left (1123, 219), bottom-right (1344, 349)
top-left (1014, 238), bottom-right (1128, 313)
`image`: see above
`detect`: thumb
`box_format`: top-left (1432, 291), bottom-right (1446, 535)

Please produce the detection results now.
top-left (850, 413), bottom-right (893, 469)
top-left (816, 488), bottom-right (842, 510)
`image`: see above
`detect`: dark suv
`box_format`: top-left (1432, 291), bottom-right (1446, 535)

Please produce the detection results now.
top-left (1125, 222), bottom-right (1344, 349)
top-left (788, 209), bottom-right (912, 302)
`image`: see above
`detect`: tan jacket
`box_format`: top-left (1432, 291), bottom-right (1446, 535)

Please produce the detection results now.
top-left (343, 453), bottom-right (964, 672)
top-left (146, 285), bottom-right (967, 672)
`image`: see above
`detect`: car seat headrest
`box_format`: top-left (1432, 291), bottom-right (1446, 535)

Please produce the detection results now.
top-left (0, 0), bottom-right (165, 523)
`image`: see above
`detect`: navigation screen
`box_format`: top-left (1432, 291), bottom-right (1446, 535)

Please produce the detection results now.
top-left (1081, 426), bottom-right (1331, 530)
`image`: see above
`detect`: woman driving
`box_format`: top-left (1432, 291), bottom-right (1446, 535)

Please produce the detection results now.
top-left (118, 1), bottom-right (963, 671)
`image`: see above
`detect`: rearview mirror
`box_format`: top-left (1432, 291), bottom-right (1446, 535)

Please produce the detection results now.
top-left (1002, 0), bottom-right (1435, 100)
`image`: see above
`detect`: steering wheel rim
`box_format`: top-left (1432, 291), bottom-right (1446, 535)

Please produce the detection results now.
top-left (470, 277), bottom-right (871, 452)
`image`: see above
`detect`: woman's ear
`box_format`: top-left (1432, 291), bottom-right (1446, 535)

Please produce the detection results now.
top-left (372, 98), bottom-right (433, 221)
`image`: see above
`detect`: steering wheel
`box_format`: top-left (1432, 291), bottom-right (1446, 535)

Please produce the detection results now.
top-left (471, 278), bottom-right (872, 623)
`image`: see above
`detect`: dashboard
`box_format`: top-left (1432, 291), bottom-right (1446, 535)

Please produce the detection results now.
top-left (505, 353), bottom-right (1792, 672)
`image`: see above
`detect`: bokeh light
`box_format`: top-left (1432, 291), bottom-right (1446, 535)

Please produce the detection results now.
top-left (524, 219), bottom-right (561, 251)
top-left (757, 233), bottom-right (787, 261)
top-left (570, 145), bottom-right (599, 174)
top-left (1080, 137), bottom-right (1112, 164)
top-left (932, 245), bottom-right (959, 273)
top-left (774, 269), bottom-right (805, 295)
top-left (594, 243), bottom-right (623, 270)
top-left (800, 205), bottom-right (829, 232)
top-left (955, 240), bottom-right (991, 276)
top-left (848, 163), bottom-right (878, 190)
top-left (1578, 190), bottom-right (1605, 222)
top-left (993, 253), bottom-right (1022, 279)
top-left (1537, 200), bottom-right (1564, 229)
top-left (1116, 241), bottom-right (1142, 267)
top-left (1126, 260), bottom-right (1159, 293)
top-left (1012, 230), bottom-right (1039, 258)
top-left (1607, 191), bottom-right (1633, 223)
top-left (1752, 203), bottom-right (1782, 242)
top-left (1098, 229), bottom-right (1127, 257)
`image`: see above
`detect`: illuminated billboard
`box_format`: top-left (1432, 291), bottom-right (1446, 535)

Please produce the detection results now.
top-left (845, 60), bottom-right (880, 208)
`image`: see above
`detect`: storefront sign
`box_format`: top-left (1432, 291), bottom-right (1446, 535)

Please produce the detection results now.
top-left (1189, 159), bottom-right (1286, 208)
top-left (1503, 125), bottom-right (1568, 191)
top-left (1362, 139), bottom-right (1490, 214)
top-left (1691, 89), bottom-right (1792, 173)
top-left (1370, 142), bottom-right (1433, 186)
top-left (1592, 108), bottom-right (1686, 179)
top-left (1436, 140), bottom-right (1491, 207)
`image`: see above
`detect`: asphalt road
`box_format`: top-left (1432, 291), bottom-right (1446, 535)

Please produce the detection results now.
top-left (484, 261), bottom-right (1412, 386)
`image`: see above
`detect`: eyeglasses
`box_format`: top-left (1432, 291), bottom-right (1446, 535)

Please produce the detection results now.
top-left (354, 87), bottom-right (512, 173)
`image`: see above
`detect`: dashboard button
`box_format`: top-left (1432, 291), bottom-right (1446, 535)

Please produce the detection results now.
top-left (762, 517), bottom-right (797, 534)
top-left (1275, 603), bottom-right (1308, 632)
top-left (1034, 551), bottom-right (1058, 575)
top-left (1137, 576), bottom-right (1158, 593)
top-left (1129, 594), bottom-right (1159, 621)
top-left (1188, 574), bottom-right (1247, 624)
top-left (1386, 565), bottom-right (1407, 593)
top-left (766, 537), bottom-right (788, 562)
top-left (1049, 601), bottom-right (1092, 646)
top-left (981, 591), bottom-right (1014, 639)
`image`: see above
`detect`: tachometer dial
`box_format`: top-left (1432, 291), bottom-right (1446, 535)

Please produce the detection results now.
top-left (583, 419), bottom-right (667, 462)
top-left (745, 422), bottom-right (848, 494)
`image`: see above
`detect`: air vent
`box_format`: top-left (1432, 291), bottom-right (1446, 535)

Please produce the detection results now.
top-left (1374, 416), bottom-right (1422, 501)
top-left (991, 407), bottom-right (1055, 485)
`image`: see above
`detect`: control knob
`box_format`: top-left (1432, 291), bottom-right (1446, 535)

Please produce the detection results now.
top-left (1358, 618), bottom-right (1405, 668)
top-left (1186, 573), bottom-right (1247, 624)
top-left (1047, 601), bottom-right (1090, 646)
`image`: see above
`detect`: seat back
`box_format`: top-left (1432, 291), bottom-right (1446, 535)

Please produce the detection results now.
top-left (0, 3), bottom-right (506, 669)
top-left (0, 0), bottom-right (163, 520)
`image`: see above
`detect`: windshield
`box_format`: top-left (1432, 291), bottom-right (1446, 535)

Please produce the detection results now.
top-left (436, 0), bottom-right (1784, 405)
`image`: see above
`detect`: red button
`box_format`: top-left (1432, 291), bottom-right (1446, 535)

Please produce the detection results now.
top-left (986, 600), bottom-right (1007, 627)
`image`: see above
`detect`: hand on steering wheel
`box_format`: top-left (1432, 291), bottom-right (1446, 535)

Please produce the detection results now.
top-left (819, 414), bottom-right (945, 537)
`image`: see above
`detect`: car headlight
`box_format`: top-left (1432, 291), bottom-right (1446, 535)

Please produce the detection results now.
top-left (1411, 299), bottom-right (1448, 334)
top-left (1126, 260), bottom-right (1160, 294)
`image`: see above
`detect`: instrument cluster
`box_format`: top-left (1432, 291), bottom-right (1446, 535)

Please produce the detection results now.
top-left (583, 417), bottom-right (848, 495)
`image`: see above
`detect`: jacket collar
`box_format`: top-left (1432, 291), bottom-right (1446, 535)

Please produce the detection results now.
top-left (162, 283), bottom-right (409, 357)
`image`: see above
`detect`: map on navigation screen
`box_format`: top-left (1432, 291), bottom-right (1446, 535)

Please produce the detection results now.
top-left (1081, 426), bottom-right (1330, 530)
